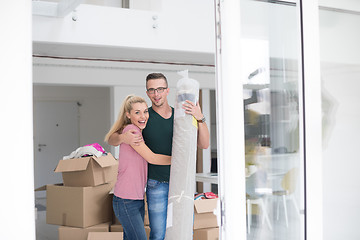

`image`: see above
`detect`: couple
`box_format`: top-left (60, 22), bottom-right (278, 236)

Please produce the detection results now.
top-left (104, 73), bottom-right (210, 240)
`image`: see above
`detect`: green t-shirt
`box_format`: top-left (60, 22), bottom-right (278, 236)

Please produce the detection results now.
top-left (142, 107), bottom-right (174, 182)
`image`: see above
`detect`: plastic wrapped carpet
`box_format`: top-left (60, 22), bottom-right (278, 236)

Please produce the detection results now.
top-left (165, 71), bottom-right (199, 240)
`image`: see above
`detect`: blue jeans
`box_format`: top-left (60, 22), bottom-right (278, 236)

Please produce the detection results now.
top-left (112, 195), bottom-right (147, 240)
top-left (146, 179), bottom-right (169, 240)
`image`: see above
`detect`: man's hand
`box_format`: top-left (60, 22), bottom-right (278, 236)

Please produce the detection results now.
top-left (123, 129), bottom-right (143, 146)
top-left (182, 100), bottom-right (203, 121)
top-left (182, 100), bottom-right (210, 149)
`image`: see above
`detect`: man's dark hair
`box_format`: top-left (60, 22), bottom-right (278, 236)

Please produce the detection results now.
top-left (146, 73), bottom-right (168, 87)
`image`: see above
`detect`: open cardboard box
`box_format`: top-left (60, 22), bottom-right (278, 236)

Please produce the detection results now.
top-left (54, 153), bottom-right (118, 187)
top-left (193, 198), bottom-right (219, 229)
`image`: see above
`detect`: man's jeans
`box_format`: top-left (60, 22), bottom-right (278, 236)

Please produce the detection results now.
top-left (112, 195), bottom-right (147, 240)
top-left (146, 179), bottom-right (169, 240)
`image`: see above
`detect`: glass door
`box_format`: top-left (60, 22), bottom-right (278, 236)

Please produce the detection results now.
top-left (241, 1), bottom-right (304, 239)
top-left (215, 0), bottom-right (307, 239)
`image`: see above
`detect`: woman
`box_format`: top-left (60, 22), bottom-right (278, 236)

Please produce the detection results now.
top-left (104, 95), bottom-right (171, 240)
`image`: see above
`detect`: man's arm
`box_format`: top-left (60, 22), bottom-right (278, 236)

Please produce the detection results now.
top-left (107, 130), bottom-right (143, 146)
top-left (182, 100), bottom-right (210, 149)
top-left (197, 119), bottom-right (210, 149)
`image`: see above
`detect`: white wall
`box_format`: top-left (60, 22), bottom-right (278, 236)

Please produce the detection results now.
top-left (321, 63), bottom-right (360, 240)
top-left (319, 0), bottom-right (360, 12)
top-left (319, 9), bottom-right (360, 65)
top-left (319, 8), bottom-right (360, 240)
top-left (33, 85), bottom-right (111, 151)
top-left (1, 2), bottom-right (35, 240)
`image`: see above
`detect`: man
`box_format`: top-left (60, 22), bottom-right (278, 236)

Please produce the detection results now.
top-left (118, 73), bottom-right (209, 240)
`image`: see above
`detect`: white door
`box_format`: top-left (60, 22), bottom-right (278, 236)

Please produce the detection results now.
top-left (33, 101), bottom-right (79, 196)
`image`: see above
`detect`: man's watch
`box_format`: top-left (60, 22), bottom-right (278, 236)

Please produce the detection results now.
top-left (197, 116), bottom-right (206, 123)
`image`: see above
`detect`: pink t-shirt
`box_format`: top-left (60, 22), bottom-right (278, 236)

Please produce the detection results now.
top-left (113, 124), bottom-right (148, 200)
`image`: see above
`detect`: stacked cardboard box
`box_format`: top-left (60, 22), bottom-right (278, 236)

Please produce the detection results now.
top-left (193, 227), bottom-right (219, 240)
top-left (193, 198), bottom-right (219, 240)
top-left (110, 223), bottom-right (150, 239)
top-left (58, 223), bottom-right (111, 240)
top-left (144, 196), bottom-right (150, 226)
top-left (45, 153), bottom-right (119, 240)
top-left (144, 197), bottom-right (151, 239)
top-left (87, 232), bottom-right (123, 240)
top-left (46, 183), bottom-right (113, 228)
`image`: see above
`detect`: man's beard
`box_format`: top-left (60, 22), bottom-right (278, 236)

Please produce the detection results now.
top-left (153, 101), bottom-right (164, 107)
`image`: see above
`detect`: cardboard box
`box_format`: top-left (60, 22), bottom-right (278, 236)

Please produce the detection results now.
top-left (55, 153), bottom-right (118, 187)
top-left (109, 193), bottom-right (121, 225)
top-left (110, 224), bottom-right (150, 240)
top-left (193, 227), bottom-right (219, 240)
top-left (87, 232), bottom-right (123, 240)
top-left (144, 210), bottom-right (149, 225)
top-left (193, 198), bottom-right (219, 229)
top-left (112, 210), bottom-right (121, 225)
top-left (110, 224), bottom-right (123, 232)
top-left (58, 222), bottom-right (110, 240)
top-left (145, 225), bottom-right (150, 239)
top-left (144, 197), bottom-right (149, 226)
top-left (46, 183), bottom-right (113, 228)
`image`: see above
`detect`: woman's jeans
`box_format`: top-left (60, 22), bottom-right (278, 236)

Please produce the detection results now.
top-left (112, 195), bottom-right (147, 240)
top-left (146, 179), bottom-right (169, 240)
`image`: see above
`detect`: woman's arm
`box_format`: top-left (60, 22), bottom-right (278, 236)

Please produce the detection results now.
top-left (131, 142), bottom-right (171, 165)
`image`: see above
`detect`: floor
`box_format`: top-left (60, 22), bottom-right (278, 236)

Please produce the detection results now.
top-left (35, 197), bottom-right (58, 240)
top-left (246, 199), bottom-right (303, 240)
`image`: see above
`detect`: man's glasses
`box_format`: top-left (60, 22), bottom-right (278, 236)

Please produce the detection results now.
top-left (147, 87), bottom-right (167, 94)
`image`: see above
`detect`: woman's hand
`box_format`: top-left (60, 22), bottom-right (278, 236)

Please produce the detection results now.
top-left (123, 129), bottom-right (143, 146)
top-left (108, 129), bottom-right (143, 146)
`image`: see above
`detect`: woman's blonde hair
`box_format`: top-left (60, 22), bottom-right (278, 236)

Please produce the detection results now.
top-left (104, 94), bottom-right (147, 142)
